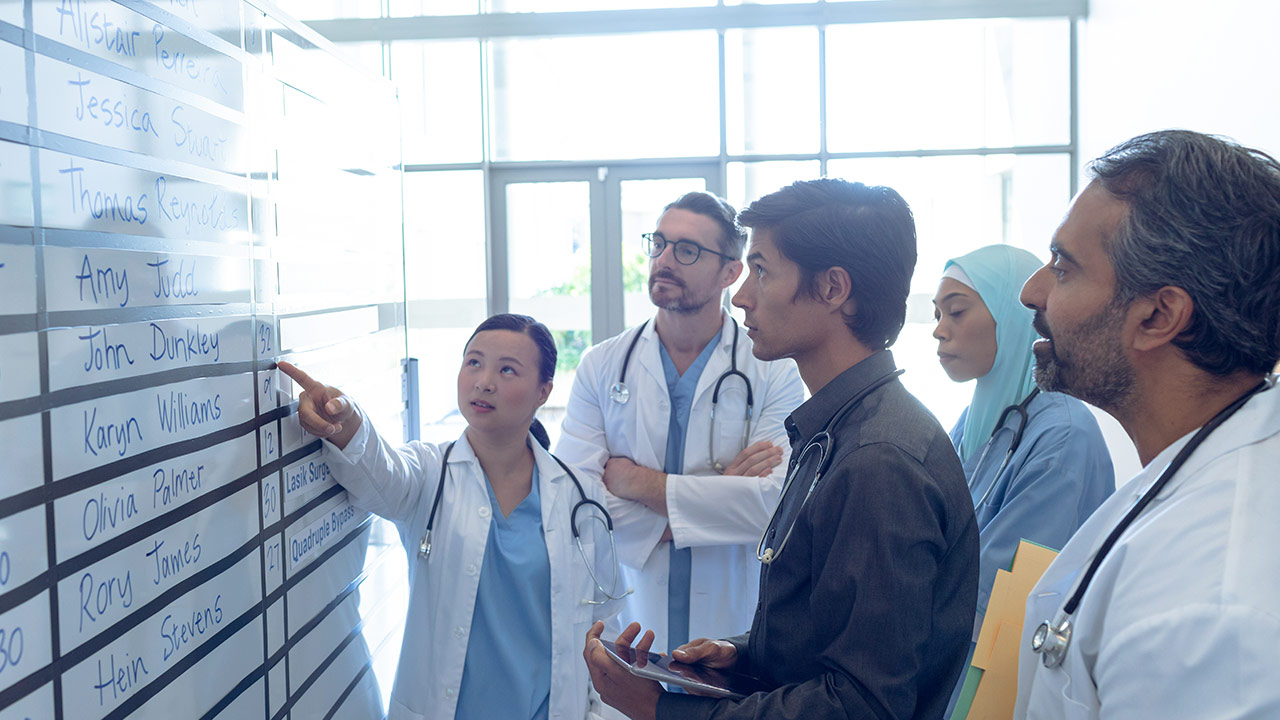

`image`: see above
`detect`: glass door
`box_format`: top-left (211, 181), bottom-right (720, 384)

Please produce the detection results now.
top-left (489, 162), bottom-right (719, 444)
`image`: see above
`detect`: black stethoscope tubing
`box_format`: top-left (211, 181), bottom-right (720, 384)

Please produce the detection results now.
top-left (614, 319), bottom-right (753, 405)
top-left (970, 387), bottom-right (1041, 506)
top-left (418, 440), bottom-right (632, 603)
top-left (756, 368), bottom-right (905, 564)
top-left (1032, 378), bottom-right (1273, 667)
top-left (419, 441), bottom-right (611, 560)
top-left (612, 317), bottom-right (755, 471)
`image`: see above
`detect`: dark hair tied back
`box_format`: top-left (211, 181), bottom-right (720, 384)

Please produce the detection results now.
top-left (466, 313), bottom-right (558, 448)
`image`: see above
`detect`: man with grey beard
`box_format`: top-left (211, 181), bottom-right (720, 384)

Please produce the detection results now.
top-left (1015, 130), bottom-right (1280, 718)
top-left (556, 192), bottom-right (803, 661)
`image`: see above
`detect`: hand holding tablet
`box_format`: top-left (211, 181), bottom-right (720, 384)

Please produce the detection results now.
top-left (598, 640), bottom-right (768, 700)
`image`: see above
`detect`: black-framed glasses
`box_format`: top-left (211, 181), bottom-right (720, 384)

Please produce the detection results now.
top-left (642, 233), bottom-right (736, 266)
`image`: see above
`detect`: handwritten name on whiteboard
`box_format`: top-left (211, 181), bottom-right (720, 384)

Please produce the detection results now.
top-left (50, 373), bottom-right (254, 480)
top-left (43, 246), bottom-right (252, 312)
top-left (59, 552), bottom-right (261, 720)
top-left (56, 483), bottom-right (258, 652)
top-left (47, 316), bottom-right (251, 391)
top-left (35, 0), bottom-right (244, 109)
top-left (38, 149), bottom-right (247, 242)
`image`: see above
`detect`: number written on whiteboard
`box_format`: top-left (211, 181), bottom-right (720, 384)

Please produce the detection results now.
top-left (0, 624), bottom-right (24, 677)
top-left (265, 538), bottom-right (281, 573)
top-left (257, 323), bottom-right (272, 356)
top-left (262, 478), bottom-right (278, 520)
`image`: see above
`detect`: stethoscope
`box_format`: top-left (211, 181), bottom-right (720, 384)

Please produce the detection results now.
top-left (970, 387), bottom-right (1040, 508)
top-left (757, 368), bottom-right (904, 565)
top-left (608, 318), bottom-right (755, 473)
top-left (1031, 377), bottom-right (1274, 668)
top-left (418, 441), bottom-right (634, 605)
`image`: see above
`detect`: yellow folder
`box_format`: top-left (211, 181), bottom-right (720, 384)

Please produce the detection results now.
top-left (954, 540), bottom-right (1059, 720)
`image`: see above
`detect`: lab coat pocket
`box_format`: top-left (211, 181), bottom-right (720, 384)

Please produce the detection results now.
top-left (602, 401), bottom-right (640, 461)
top-left (1023, 585), bottom-right (1095, 718)
top-left (711, 419), bottom-right (749, 471)
top-left (388, 697), bottom-right (427, 720)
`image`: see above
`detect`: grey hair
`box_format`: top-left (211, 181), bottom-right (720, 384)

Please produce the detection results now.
top-left (664, 191), bottom-right (747, 259)
top-left (1088, 130), bottom-right (1280, 376)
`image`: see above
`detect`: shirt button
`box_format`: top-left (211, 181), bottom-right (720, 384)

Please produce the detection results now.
top-left (467, 563), bottom-right (479, 576)
top-left (478, 506), bottom-right (491, 518)
top-left (445, 688), bottom-right (456, 698)
top-left (657, 576), bottom-right (667, 586)
top-left (454, 626), bottom-right (466, 639)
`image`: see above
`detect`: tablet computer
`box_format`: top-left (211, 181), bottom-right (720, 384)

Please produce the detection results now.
top-left (598, 640), bottom-right (768, 701)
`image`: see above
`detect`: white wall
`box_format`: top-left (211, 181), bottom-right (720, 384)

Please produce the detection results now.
top-left (1080, 0), bottom-right (1280, 161)
top-left (1076, 0), bottom-right (1280, 482)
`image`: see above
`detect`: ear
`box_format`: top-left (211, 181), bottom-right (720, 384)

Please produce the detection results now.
top-left (536, 380), bottom-right (553, 407)
top-left (815, 266), bottom-right (854, 314)
top-left (1131, 286), bottom-right (1194, 352)
top-left (719, 259), bottom-right (743, 289)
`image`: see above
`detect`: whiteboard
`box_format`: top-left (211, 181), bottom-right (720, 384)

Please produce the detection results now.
top-left (0, 1), bottom-right (407, 718)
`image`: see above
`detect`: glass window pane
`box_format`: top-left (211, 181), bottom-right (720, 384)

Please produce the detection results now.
top-left (392, 40), bottom-right (484, 164)
top-left (390, 0), bottom-right (481, 16)
top-left (826, 154), bottom-right (1067, 294)
top-left (489, 0), bottom-right (712, 11)
top-left (404, 171), bottom-right (488, 441)
top-left (338, 41), bottom-right (386, 78)
top-left (726, 27), bottom-right (820, 155)
top-left (621, 178), bottom-right (709, 329)
top-left (826, 19), bottom-right (1069, 152)
top-left (723, 0), bottom-right (821, 7)
top-left (826, 153), bottom-right (1069, 428)
top-left (272, 0), bottom-right (381, 20)
top-left (490, 33), bottom-right (719, 161)
top-left (725, 160), bottom-right (821, 326)
top-left (727, 160), bottom-right (821, 213)
top-left (506, 182), bottom-right (593, 446)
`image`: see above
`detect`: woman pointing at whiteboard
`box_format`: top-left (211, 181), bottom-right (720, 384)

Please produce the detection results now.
top-left (279, 313), bottom-right (623, 720)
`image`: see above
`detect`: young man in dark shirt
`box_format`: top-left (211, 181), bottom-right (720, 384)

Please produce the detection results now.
top-left (585, 178), bottom-right (979, 720)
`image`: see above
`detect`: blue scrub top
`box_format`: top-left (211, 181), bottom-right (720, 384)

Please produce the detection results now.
top-left (944, 391), bottom-right (1114, 718)
top-left (455, 464), bottom-right (552, 720)
top-left (950, 390), bottom-right (1114, 626)
top-left (659, 328), bottom-right (721, 653)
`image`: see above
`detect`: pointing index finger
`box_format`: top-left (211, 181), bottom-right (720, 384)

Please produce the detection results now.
top-left (277, 361), bottom-right (322, 392)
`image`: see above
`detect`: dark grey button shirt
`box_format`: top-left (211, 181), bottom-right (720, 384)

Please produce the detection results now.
top-left (659, 351), bottom-right (979, 720)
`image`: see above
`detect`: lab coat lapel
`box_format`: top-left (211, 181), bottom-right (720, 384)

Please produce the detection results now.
top-left (534, 439), bottom-right (567, 529)
top-left (630, 320), bottom-right (669, 470)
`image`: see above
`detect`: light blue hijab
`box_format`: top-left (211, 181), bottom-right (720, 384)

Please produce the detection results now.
top-left (945, 245), bottom-right (1044, 462)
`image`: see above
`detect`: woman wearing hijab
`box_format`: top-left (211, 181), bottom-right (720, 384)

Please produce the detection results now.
top-left (932, 245), bottom-right (1114, 664)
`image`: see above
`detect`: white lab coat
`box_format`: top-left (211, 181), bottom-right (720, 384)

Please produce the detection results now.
top-left (1014, 385), bottom-right (1280, 719)
top-left (555, 312), bottom-right (804, 653)
top-left (324, 407), bottom-right (622, 720)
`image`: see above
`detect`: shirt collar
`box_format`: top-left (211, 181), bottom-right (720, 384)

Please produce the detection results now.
top-left (450, 430), bottom-right (571, 487)
top-left (785, 350), bottom-right (898, 447)
top-left (642, 310), bottom-right (737, 351)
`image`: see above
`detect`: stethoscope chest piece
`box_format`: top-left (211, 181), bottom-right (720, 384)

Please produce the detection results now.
top-left (1031, 615), bottom-right (1072, 668)
top-left (609, 382), bottom-right (631, 405)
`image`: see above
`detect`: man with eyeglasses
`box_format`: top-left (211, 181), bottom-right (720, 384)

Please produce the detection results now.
top-left (556, 191), bottom-right (804, 667)
top-left (584, 180), bottom-right (978, 720)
